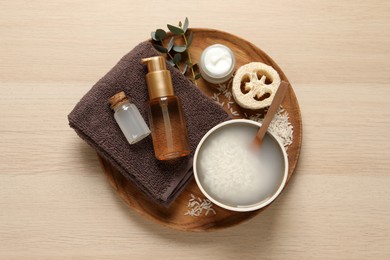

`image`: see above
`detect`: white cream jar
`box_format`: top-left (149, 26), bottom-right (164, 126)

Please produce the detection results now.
top-left (199, 44), bottom-right (236, 84)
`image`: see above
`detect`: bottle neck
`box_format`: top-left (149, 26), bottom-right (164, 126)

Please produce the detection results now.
top-left (112, 100), bottom-right (130, 112)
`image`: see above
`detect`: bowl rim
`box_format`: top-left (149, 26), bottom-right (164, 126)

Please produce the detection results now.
top-left (193, 119), bottom-right (289, 212)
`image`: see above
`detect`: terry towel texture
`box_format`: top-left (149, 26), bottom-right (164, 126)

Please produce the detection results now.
top-left (68, 41), bottom-right (230, 206)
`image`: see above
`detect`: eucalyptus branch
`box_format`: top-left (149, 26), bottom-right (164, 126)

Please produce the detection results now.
top-left (160, 40), bottom-right (174, 61)
top-left (151, 17), bottom-right (201, 85)
top-left (182, 34), bottom-right (197, 86)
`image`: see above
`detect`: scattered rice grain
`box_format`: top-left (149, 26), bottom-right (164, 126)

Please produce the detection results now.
top-left (184, 194), bottom-right (216, 217)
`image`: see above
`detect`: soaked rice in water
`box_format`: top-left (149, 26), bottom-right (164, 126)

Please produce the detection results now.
top-left (196, 123), bottom-right (285, 206)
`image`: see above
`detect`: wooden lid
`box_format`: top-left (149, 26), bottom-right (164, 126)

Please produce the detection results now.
top-left (109, 91), bottom-right (128, 109)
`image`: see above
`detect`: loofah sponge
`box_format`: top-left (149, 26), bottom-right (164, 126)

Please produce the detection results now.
top-left (232, 62), bottom-right (281, 110)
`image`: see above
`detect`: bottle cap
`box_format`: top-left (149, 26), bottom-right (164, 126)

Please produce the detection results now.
top-left (141, 56), bottom-right (174, 99)
top-left (109, 91), bottom-right (128, 109)
top-left (142, 56), bottom-right (167, 71)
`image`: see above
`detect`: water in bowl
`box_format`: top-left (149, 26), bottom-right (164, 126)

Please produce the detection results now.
top-left (196, 122), bottom-right (285, 207)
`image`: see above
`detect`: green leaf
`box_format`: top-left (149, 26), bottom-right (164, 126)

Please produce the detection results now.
top-left (186, 31), bottom-right (193, 48)
top-left (167, 24), bottom-right (184, 35)
top-left (153, 44), bottom-right (167, 53)
top-left (155, 29), bottom-right (166, 41)
top-left (179, 21), bottom-right (182, 27)
top-left (173, 53), bottom-right (182, 65)
top-left (182, 63), bottom-right (188, 75)
top-left (151, 31), bottom-right (157, 41)
top-left (195, 73), bottom-right (202, 80)
top-left (183, 17), bottom-right (189, 33)
top-left (167, 37), bottom-right (174, 52)
top-left (192, 63), bottom-right (199, 71)
top-left (173, 45), bottom-right (186, 53)
top-left (167, 59), bottom-right (175, 67)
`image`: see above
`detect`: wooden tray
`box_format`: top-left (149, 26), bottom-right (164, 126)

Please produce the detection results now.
top-left (97, 28), bottom-right (302, 232)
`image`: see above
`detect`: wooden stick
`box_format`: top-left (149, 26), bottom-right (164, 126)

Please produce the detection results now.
top-left (253, 81), bottom-right (290, 147)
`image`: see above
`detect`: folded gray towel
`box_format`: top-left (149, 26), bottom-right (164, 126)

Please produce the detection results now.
top-left (68, 41), bottom-right (230, 206)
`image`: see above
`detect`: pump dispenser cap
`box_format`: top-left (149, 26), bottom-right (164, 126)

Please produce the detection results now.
top-left (142, 56), bottom-right (167, 71)
top-left (141, 56), bottom-right (174, 100)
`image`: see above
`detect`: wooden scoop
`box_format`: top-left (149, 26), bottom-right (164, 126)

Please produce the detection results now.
top-left (253, 81), bottom-right (290, 147)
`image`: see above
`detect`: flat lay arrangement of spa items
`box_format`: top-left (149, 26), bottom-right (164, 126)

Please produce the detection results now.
top-left (68, 19), bottom-right (302, 231)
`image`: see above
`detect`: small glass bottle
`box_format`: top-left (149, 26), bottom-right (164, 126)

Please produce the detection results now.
top-left (109, 91), bottom-right (151, 144)
top-left (141, 56), bottom-right (190, 160)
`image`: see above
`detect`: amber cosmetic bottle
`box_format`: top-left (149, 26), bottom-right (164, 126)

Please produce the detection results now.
top-left (141, 56), bottom-right (190, 161)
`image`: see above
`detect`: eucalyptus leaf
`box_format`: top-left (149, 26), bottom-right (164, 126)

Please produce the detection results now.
top-left (167, 24), bottom-right (184, 35)
top-left (151, 31), bottom-right (157, 41)
top-left (192, 63), bottom-right (199, 71)
top-left (173, 45), bottom-right (186, 53)
top-left (167, 59), bottom-right (175, 67)
top-left (167, 37), bottom-right (174, 52)
top-left (195, 73), bottom-right (202, 80)
top-left (186, 31), bottom-right (193, 48)
top-left (182, 63), bottom-right (188, 75)
top-left (183, 17), bottom-right (189, 33)
top-left (173, 53), bottom-right (182, 65)
top-left (153, 44), bottom-right (167, 53)
top-left (155, 29), bottom-right (166, 41)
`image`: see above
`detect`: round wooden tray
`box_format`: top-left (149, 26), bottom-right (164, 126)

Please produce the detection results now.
top-left (97, 28), bottom-right (302, 232)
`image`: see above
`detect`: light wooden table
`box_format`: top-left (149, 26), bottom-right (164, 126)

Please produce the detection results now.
top-left (1, 1), bottom-right (389, 259)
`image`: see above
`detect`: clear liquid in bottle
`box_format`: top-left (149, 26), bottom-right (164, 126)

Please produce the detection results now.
top-left (109, 92), bottom-right (150, 144)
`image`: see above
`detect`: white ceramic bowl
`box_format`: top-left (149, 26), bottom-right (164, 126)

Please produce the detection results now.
top-left (193, 119), bottom-right (288, 212)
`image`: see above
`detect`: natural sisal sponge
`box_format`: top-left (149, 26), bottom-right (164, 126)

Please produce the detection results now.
top-left (232, 62), bottom-right (281, 110)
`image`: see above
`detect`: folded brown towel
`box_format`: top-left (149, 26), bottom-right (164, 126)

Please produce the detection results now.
top-left (68, 41), bottom-right (230, 206)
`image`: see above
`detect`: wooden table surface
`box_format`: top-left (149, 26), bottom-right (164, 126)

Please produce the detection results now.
top-left (1, 1), bottom-right (389, 259)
